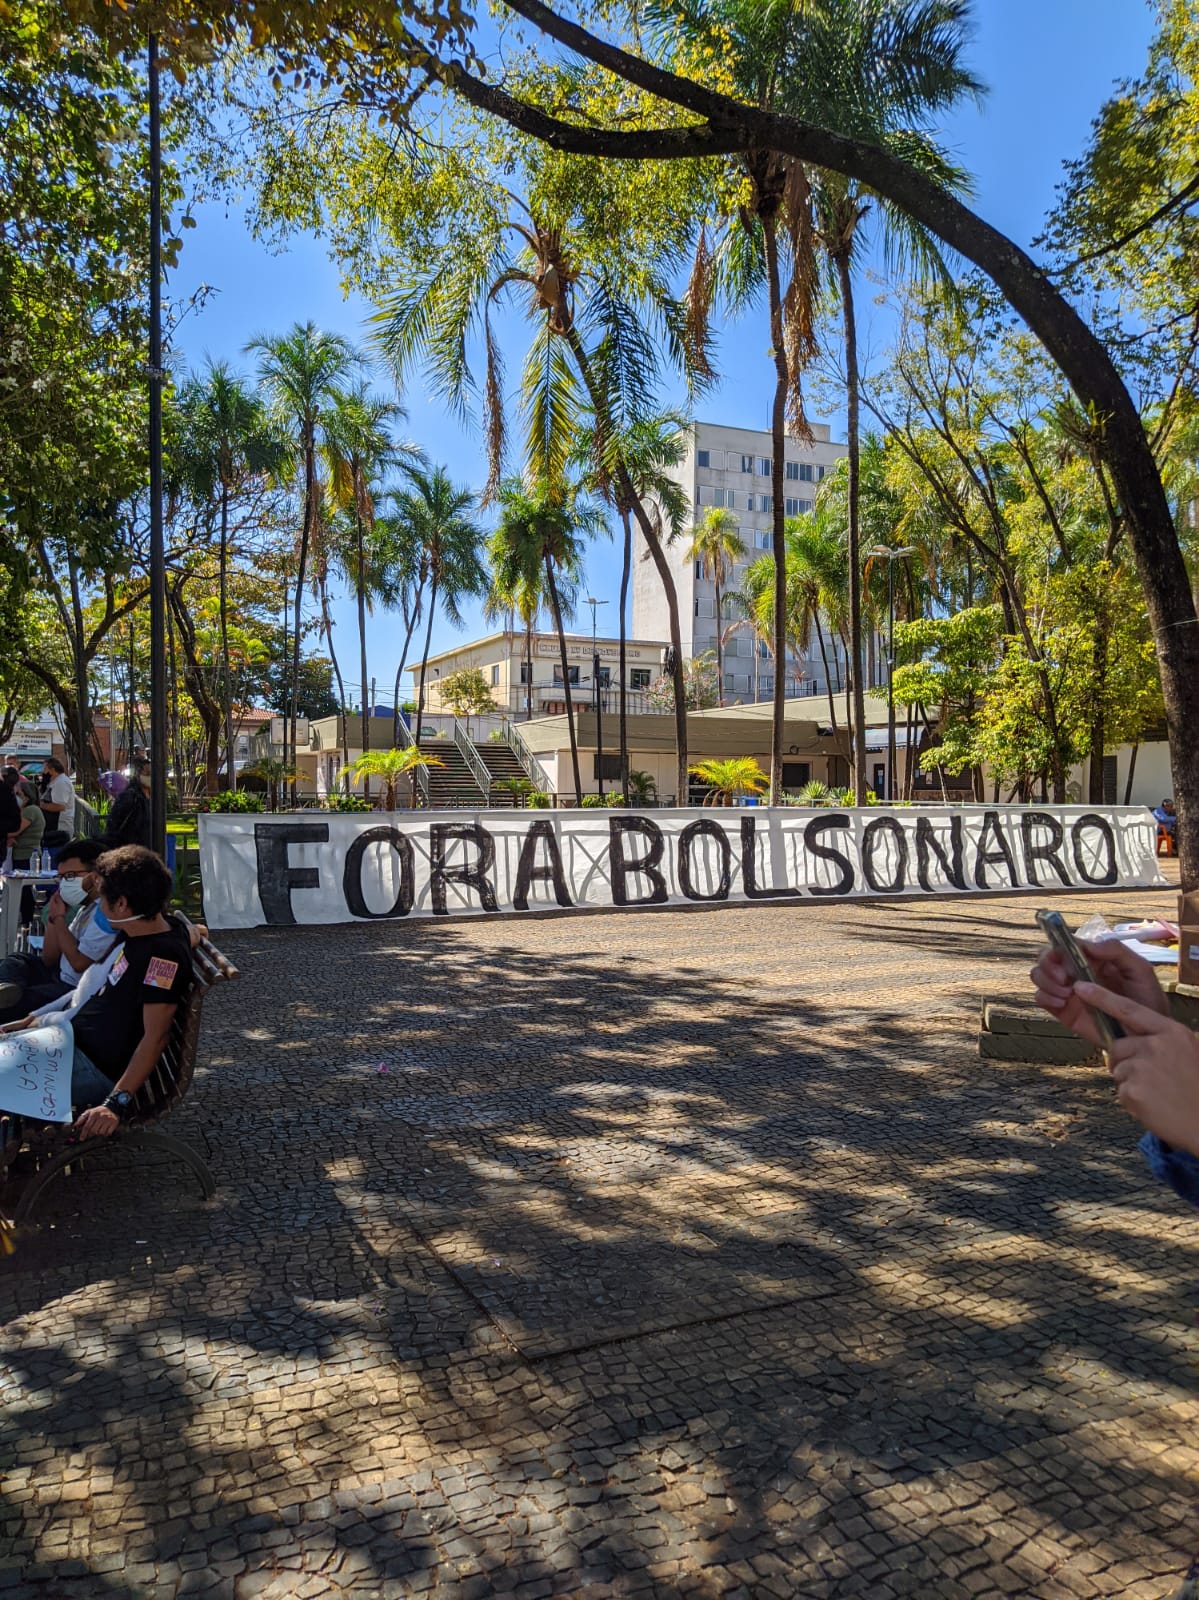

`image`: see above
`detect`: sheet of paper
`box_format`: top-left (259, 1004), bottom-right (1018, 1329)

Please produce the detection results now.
top-left (0, 1020), bottom-right (73, 1122)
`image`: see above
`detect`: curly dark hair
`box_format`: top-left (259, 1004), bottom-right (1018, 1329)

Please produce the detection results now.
top-left (95, 845), bottom-right (172, 918)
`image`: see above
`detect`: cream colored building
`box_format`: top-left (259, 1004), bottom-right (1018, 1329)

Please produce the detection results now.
top-left (632, 418), bottom-right (858, 701)
top-left (408, 629), bottom-right (669, 722)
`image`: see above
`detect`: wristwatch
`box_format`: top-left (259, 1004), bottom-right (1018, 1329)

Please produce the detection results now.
top-left (102, 1090), bottom-right (133, 1119)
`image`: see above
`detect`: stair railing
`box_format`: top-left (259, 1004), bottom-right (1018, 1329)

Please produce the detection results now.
top-left (394, 713), bottom-right (431, 807)
top-left (502, 718), bottom-right (554, 795)
top-left (453, 721), bottom-right (491, 807)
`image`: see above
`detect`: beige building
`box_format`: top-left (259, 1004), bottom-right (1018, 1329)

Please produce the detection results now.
top-left (633, 418), bottom-right (855, 702)
top-left (408, 629), bottom-right (669, 722)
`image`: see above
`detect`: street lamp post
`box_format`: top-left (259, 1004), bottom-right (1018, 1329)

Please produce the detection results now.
top-left (867, 545), bottom-right (916, 802)
top-left (147, 33), bottom-right (167, 858)
top-left (586, 597), bottom-right (609, 796)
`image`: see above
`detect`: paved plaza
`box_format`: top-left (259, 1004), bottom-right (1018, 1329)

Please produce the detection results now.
top-left (1, 877), bottom-right (1197, 1598)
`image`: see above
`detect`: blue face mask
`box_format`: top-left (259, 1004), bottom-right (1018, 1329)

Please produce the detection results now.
top-left (93, 906), bottom-right (113, 935)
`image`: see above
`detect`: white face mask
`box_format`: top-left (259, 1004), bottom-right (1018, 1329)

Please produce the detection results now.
top-left (58, 878), bottom-right (88, 907)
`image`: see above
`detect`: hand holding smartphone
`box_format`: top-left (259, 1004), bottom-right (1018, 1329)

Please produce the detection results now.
top-left (1036, 909), bottom-right (1127, 1049)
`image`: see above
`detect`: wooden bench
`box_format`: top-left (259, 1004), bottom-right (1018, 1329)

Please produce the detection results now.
top-left (0, 930), bottom-right (238, 1231)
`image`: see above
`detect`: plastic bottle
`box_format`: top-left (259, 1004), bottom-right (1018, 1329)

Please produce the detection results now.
top-left (29, 848), bottom-right (41, 875)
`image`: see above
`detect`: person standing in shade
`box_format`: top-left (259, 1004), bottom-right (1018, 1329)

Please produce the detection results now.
top-left (103, 757), bottom-right (152, 848)
top-left (39, 757), bottom-right (75, 849)
top-left (3, 767), bottom-right (44, 869)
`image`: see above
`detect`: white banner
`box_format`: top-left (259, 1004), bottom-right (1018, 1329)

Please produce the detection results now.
top-left (198, 806), bottom-right (1164, 930)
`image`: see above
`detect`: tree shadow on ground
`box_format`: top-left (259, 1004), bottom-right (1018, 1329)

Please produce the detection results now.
top-left (0, 899), bottom-right (1195, 1598)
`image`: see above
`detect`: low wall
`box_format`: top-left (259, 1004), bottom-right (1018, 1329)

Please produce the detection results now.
top-left (198, 805), bottom-right (1163, 930)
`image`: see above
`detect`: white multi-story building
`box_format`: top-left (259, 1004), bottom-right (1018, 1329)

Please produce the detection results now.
top-left (632, 418), bottom-right (851, 702)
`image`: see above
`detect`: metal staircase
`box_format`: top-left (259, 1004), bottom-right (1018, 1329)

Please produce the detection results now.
top-left (418, 737), bottom-right (488, 809)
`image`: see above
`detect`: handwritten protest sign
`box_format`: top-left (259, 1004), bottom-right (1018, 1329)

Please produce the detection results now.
top-left (0, 1020), bottom-right (73, 1123)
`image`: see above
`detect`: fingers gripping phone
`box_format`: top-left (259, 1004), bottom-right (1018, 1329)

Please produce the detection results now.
top-left (1036, 909), bottom-right (1127, 1049)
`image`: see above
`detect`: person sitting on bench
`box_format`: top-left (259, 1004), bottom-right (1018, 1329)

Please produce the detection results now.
top-left (1153, 797), bottom-right (1177, 837)
top-left (0, 841), bottom-right (115, 1022)
top-left (9, 846), bottom-right (194, 1138)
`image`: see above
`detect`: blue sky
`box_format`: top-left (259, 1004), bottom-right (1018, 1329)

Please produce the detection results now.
top-left (172, 0), bottom-right (1155, 703)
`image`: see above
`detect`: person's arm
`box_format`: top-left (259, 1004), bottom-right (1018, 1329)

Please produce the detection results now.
top-left (73, 1002), bottom-right (178, 1138)
top-left (1030, 937), bottom-right (1169, 1047)
top-left (41, 777), bottom-right (70, 818)
top-left (1074, 982), bottom-right (1199, 1159)
top-left (42, 897), bottom-right (94, 976)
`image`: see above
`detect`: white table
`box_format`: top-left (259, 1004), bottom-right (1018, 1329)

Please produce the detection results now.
top-left (0, 873), bottom-right (59, 959)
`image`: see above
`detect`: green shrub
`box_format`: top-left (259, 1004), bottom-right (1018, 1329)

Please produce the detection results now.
top-left (605, 792), bottom-right (626, 807)
top-left (200, 789), bottom-right (264, 814)
top-left (325, 793), bottom-right (372, 813)
top-left (580, 793), bottom-right (606, 808)
top-left (527, 790), bottom-right (551, 809)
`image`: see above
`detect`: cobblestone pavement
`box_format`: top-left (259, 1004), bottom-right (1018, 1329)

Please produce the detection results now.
top-left (2, 877), bottom-right (1197, 1599)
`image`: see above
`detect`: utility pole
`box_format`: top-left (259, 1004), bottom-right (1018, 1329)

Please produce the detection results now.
top-left (587, 597), bottom-right (609, 797)
top-left (148, 33), bottom-right (167, 857)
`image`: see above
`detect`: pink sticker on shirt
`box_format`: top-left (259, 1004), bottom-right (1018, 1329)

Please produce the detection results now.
top-left (108, 954), bottom-right (128, 985)
top-left (144, 957), bottom-right (179, 990)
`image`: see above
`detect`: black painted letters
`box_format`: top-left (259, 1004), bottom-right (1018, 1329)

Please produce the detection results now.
top-left (254, 822), bottom-right (330, 925)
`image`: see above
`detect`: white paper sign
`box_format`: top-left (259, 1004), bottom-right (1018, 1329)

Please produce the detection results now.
top-left (198, 805), bottom-right (1164, 931)
top-left (0, 1020), bottom-right (73, 1122)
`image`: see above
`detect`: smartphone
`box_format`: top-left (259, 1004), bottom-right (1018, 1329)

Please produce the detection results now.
top-left (1036, 909), bottom-right (1126, 1049)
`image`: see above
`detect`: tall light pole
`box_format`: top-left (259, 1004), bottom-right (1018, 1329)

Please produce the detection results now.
top-left (867, 545), bottom-right (916, 801)
top-left (147, 34), bottom-right (167, 858)
top-left (586, 597), bottom-right (609, 796)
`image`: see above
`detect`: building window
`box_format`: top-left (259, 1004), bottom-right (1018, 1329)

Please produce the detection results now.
top-left (491, 664), bottom-right (500, 686)
top-left (758, 494), bottom-right (773, 514)
top-left (631, 667), bottom-right (651, 690)
top-left (596, 667), bottom-right (611, 688)
top-left (799, 499), bottom-right (813, 514)
top-left (695, 596), bottom-right (716, 619)
top-left (761, 675), bottom-right (774, 694)
top-left (552, 666), bottom-right (580, 686)
top-left (740, 453), bottom-right (754, 473)
top-left (799, 463), bottom-right (815, 482)
top-left (757, 456), bottom-right (772, 477)
top-left (697, 448), bottom-right (711, 468)
top-left (757, 530), bottom-right (772, 550)
top-left (785, 497), bottom-right (800, 517)
top-left (817, 465), bottom-right (827, 480)
top-left (785, 461), bottom-right (799, 481)
top-left (520, 661), bottom-right (533, 684)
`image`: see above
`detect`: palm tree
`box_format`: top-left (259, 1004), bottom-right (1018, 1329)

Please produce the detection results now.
top-left (484, 526), bottom-right (544, 723)
top-left (349, 746), bottom-right (444, 810)
top-left (687, 506), bottom-right (748, 706)
top-left (386, 464), bottom-right (487, 727)
top-left (176, 362), bottom-right (287, 788)
top-left (247, 321), bottom-right (360, 801)
top-left (375, 194), bottom-right (712, 805)
top-left (573, 414), bottom-right (690, 794)
top-left (669, 0), bottom-right (980, 802)
top-left (242, 755), bottom-right (301, 813)
top-left (687, 756), bottom-right (769, 807)
top-left (324, 383), bottom-right (418, 795)
top-left (491, 476), bottom-right (605, 805)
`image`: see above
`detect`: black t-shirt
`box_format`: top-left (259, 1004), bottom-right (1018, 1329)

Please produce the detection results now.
top-left (72, 923), bottom-right (193, 1081)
